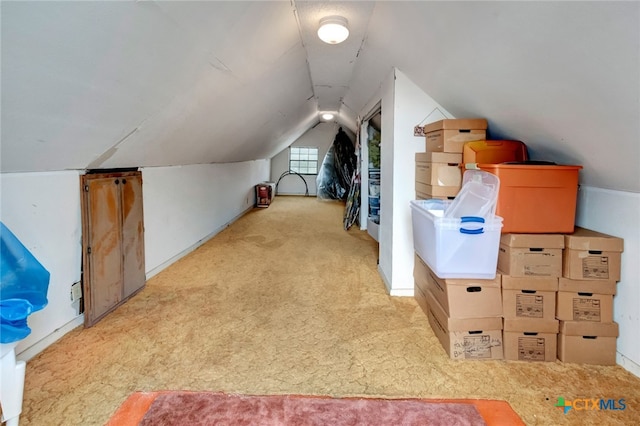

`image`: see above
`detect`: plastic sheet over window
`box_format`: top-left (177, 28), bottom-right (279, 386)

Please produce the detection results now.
top-left (316, 128), bottom-right (357, 201)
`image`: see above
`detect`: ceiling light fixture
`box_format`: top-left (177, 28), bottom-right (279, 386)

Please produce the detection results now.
top-left (321, 113), bottom-right (335, 120)
top-left (317, 16), bottom-right (349, 44)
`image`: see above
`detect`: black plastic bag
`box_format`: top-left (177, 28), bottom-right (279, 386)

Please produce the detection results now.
top-left (316, 128), bottom-right (356, 200)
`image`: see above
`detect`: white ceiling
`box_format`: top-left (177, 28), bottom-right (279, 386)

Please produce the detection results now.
top-left (1, 1), bottom-right (638, 192)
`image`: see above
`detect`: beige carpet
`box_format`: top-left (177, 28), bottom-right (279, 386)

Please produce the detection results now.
top-left (17, 196), bottom-right (640, 425)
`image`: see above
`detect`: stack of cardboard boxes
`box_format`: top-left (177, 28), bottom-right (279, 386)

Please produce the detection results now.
top-left (415, 119), bottom-right (487, 200)
top-left (498, 234), bottom-right (564, 362)
top-left (413, 118), bottom-right (507, 360)
top-left (557, 227), bottom-right (624, 365)
top-left (412, 118), bottom-right (625, 365)
top-left (415, 227), bottom-right (624, 365)
top-left (497, 228), bottom-right (623, 364)
top-left (414, 254), bottom-right (504, 360)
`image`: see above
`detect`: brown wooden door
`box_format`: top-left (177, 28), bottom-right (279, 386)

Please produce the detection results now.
top-left (81, 171), bottom-right (145, 327)
top-left (120, 174), bottom-right (145, 298)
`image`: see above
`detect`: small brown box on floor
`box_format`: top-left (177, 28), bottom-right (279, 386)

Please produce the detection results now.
top-left (416, 254), bottom-right (502, 318)
top-left (425, 289), bottom-right (503, 360)
top-left (556, 278), bottom-right (616, 322)
top-left (498, 234), bottom-right (564, 277)
top-left (557, 321), bottom-right (619, 365)
top-left (563, 227), bottom-right (624, 281)
top-left (423, 119), bottom-right (488, 153)
top-left (255, 184), bottom-right (272, 208)
top-left (503, 318), bottom-right (559, 362)
top-left (501, 275), bottom-right (558, 320)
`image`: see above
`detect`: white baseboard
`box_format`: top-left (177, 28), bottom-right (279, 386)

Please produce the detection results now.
top-left (617, 352), bottom-right (640, 378)
top-left (146, 205), bottom-right (253, 279)
top-left (16, 315), bottom-right (84, 362)
top-left (275, 192), bottom-right (317, 197)
top-left (378, 265), bottom-right (414, 297)
top-left (378, 264), bottom-right (392, 294)
top-left (389, 288), bottom-right (415, 297)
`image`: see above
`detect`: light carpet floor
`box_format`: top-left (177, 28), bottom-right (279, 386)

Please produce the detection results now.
top-left (16, 196), bottom-right (640, 425)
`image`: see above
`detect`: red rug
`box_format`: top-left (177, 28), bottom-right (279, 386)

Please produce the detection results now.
top-left (106, 391), bottom-right (525, 425)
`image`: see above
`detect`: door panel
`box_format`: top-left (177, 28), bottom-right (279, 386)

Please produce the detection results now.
top-left (121, 174), bottom-right (146, 298)
top-left (86, 177), bottom-right (123, 324)
top-left (81, 171), bottom-right (146, 327)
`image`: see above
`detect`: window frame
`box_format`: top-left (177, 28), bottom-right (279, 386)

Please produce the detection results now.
top-left (289, 146), bottom-right (319, 175)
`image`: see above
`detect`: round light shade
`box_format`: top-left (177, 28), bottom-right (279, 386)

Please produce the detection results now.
top-left (317, 16), bottom-right (349, 44)
top-left (321, 113), bottom-right (335, 120)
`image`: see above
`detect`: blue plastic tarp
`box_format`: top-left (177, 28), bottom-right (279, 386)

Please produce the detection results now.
top-left (1, 222), bottom-right (50, 343)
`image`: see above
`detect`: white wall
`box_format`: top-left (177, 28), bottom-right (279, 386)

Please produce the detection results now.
top-left (360, 69), bottom-right (452, 296)
top-left (270, 122), bottom-right (338, 196)
top-left (388, 70), bottom-right (453, 296)
top-left (0, 171), bottom-right (83, 356)
top-left (143, 160), bottom-right (270, 275)
top-left (269, 122), bottom-right (355, 197)
top-left (576, 187), bottom-right (640, 377)
top-left (1, 160), bottom-right (269, 359)
top-left (367, 71), bottom-right (394, 292)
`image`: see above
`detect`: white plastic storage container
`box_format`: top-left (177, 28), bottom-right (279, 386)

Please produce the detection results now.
top-left (410, 199), bottom-right (503, 279)
top-left (444, 170), bottom-right (499, 219)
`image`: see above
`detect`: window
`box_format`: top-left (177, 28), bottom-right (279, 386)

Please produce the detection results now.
top-left (289, 146), bottom-right (319, 174)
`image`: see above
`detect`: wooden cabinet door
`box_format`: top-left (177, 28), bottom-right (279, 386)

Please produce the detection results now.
top-left (82, 171), bottom-right (146, 327)
top-left (83, 176), bottom-right (124, 326)
top-left (120, 174), bottom-right (145, 298)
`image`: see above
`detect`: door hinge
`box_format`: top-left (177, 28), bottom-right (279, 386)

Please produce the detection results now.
top-left (84, 185), bottom-right (89, 192)
top-left (87, 246), bottom-right (92, 254)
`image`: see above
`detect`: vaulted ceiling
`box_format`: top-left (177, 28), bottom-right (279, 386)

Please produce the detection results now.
top-left (2, 1), bottom-right (638, 192)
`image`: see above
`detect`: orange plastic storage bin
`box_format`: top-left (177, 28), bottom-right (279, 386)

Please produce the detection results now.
top-left (463, 140), bottom-right (528, 166)
top-left (477, 163), bottom-right (582, 233)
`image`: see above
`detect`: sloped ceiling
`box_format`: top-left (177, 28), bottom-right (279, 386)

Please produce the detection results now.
top-left (1, 1), bottom-right (638, 192)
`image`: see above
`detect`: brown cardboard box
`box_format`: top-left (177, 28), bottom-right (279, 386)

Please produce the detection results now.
top-left (556, 278), bottom-right (616, 322)
top-left (423, 119), bottom-right (488, 153)
top-left (498, 234), bottom-right (564, 277)
top-left (501, 275), bottom-right (558, 320)
top-left (415, 162), bottom-right (462, 187)
top-left (557, 321), bottom-right (618, 365)
top-left (414, 279), bottom-right (429, 319)
top-left (414, 253), bottom-right (430, 297)
top-left (416, 192), bottom-right (455, 201)
top-left (415, 182), bottom-right (460, 198)
top-left (563, 227), bottom-right (624, 281)
top-left (424, 119), bottom-right (489, 133)
top-left (416, 152), bottom-right (463, 164)
top-left (425, 289), bottom-right (503, 360)
top-left (417, 256), bottom-right (502, 318)
top-left (425, 130), bottom-right (487, 153)
top-left (503, 318), bottom-right (559, 362)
